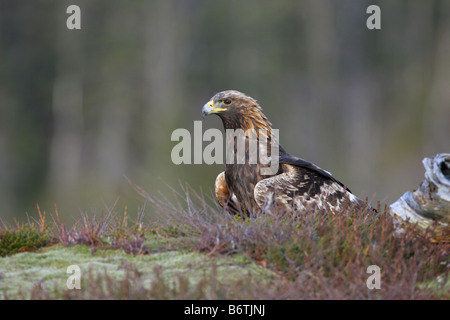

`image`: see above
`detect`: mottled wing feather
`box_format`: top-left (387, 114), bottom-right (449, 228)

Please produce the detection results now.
top-left (254, 164), bottom-right (300, 211)
top-left (279, 147), bottom-right (351, 192)
top-left (254, 162), bottom-right (362, 213)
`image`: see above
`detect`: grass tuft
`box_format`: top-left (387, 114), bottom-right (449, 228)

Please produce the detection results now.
top-left (0, 205), bottom-right (55, 257)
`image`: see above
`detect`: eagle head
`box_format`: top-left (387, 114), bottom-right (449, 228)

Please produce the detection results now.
top-left (201, 90), bottom-right (257, 118)
top-left (201, 90), bottom-right (270, 131)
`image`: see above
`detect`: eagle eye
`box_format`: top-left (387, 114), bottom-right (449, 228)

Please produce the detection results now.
top-left (223, 99), bottom-right (232, 105)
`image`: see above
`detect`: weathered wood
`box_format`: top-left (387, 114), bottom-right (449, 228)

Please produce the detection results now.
top-left (390, 153), bottom-right (450, 242)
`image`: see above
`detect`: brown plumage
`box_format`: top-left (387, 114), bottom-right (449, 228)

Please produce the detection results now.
top-left (202, 90), bottom-right (367, 216)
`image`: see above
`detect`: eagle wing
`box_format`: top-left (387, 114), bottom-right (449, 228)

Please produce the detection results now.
top-left (254, 153), bottom-right (362, 213)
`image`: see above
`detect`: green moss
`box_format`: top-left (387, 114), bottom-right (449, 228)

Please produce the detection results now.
top-left (0, 225), bottom-right (53, 257)
top-left (0, 242), bottom-right (276, 299)
top-left (418, 276), bottom-right (450, 299)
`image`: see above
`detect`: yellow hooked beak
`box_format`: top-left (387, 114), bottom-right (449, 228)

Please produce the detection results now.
top-left (201, 100), bottom-right (227, 119)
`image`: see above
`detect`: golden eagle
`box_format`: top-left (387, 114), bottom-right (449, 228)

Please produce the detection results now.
top-left (202, 90), bottom-right (368, 216)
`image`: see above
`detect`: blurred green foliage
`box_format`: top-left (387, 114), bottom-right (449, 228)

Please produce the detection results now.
top-left (0, 0), bottom-right (449, 221)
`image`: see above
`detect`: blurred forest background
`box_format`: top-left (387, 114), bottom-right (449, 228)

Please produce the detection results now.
top-left (0, 0), bottom-right (449, 222)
